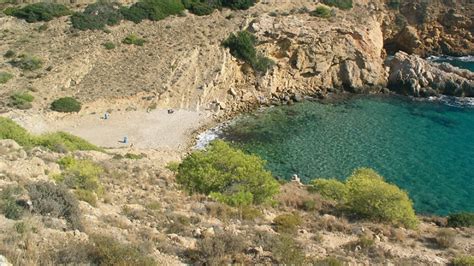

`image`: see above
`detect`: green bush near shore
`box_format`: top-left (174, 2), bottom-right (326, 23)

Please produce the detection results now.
top-left (0, 117), bottom-right (102, 152)
top-left (5, 3), bottom-right (71, 23)
top-left (447, 212), bottom-right (474, 228)
top-left (176, 140), bottom-right (280, 207)
top-left (322, 0), bottom-right (353, 10)
top-left (311, 168), bottom-right (419, 229)
top-left (51, 97), bottom-right (82, 113)
top-left (223, 31), bottom-right (274, 74)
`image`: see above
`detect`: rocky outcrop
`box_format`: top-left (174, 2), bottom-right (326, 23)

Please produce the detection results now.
top-left (383, 0), bottom-right (474, 56)
top-left (387, 52), bottom-right (474, 97)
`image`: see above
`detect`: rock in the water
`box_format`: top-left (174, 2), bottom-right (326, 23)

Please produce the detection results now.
top-left (387, 52), bottom-right (474, 97)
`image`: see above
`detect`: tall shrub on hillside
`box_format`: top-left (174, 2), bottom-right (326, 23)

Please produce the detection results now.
top-left (223, 31), bottom-right (274, 74)
top-left (176, 140), bottom-right (280, 206)
top-left (311, 168), bottom-right (419, 229)
top-left (221, 0), bottom-right (256, 10)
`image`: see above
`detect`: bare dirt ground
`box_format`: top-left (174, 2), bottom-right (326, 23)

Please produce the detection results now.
top-left (5, 108), bottom-right (212, 151)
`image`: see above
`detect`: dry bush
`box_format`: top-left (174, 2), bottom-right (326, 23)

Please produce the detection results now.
top-left (434, 229), bottom-right (456, 249)
top-left (312, 215), bottom-right (350, 233)
top-left (184, 232), bottom-right (247, 265)
top-left (275, 182), bottom-right (321, 211)
top-left (206, 202), bottom-right (233, 221)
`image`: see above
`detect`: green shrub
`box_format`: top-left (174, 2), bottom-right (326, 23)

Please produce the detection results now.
top-left (182, 0), bottom-right (221, 16)
top-left (310, 178), bottom-right (347, 202)
top-left (71, 2), bottom-right (123, 30)
top-left (0, 117), bottom-right (101, 152)
top-left (273, 213), bottom-right (302, 234)
top-left (387, 0), bottom-right (401, 10)
top-left (453, 255), bottom-right (474, 266)
top-left (26, 181), bottom-right (83, 230)
top-left (121, 0), bottom-right (184, 23)
top-left (322, 0), bottom-right (353, 10)
top-left (310, 5), bottom-right (332, 18)
top-left (177, 140), bottom-right (280, 206)
top-left (345, 168), bottom-right (418, 228)
top-left (122, 34), bottom-right (146, 46)
top-left (90, 235), bottom-right (156, 265)
top-left (56, 156), bottom-right (104, 197)
top-left (221, 0), bottom-right (256, 10)
top-left (0, 186), bottom-right (25, 220)
top-left (312, 168), bottom-right (418, 229)
top-left (51, 97), bottom-right (81, 112)
top-left (3, 50), bottom-right (16, 58)
top-left (447, 212), bottom-right (474, 228)
top-left (9, 92), bottom-right (34, 110)
top-left (10, 54), bottom-right (43, 71)
top-left (223, 31), bottom-right (274, 73)
top-left (39, 132), bottom-right (102, 152)
top-left (103, 41), bottom-right (116, 50)
top-left (0, 117), bottom-right (35, 147)
top-left (0, 71), bottom-right (13, 84)
top-left (8, 3), bottom-right (71, 22)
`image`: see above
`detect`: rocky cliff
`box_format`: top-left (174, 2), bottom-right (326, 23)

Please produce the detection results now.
top-left (382, 0), bottom-right (474, 56)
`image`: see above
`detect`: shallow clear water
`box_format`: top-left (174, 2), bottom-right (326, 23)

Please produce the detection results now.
top-left (223, 96), bottom-right (474, 216)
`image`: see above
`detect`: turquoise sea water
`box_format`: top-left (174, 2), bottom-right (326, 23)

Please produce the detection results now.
top-left (222, 57), bottom-right (474, 216)
top-left (429, 55), bottom-right (474, 71)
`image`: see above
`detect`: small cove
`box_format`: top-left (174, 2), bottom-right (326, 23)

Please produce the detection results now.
top-left (220, 57), bottom-right (474, 216)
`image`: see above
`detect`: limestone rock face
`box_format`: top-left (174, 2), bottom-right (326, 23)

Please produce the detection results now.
top-left (248, 12), bottom-right (387, 97)
top-left (387, 52), bottom-right (474, 97)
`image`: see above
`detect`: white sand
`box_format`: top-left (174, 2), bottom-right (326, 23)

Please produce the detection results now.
top-left (6, 109), bottom-right (212, 151)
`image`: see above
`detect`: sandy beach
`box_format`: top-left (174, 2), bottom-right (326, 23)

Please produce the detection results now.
top-left (6, 109), bottom-right (212, 151)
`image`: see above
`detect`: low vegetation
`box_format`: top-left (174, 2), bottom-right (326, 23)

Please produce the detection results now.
top-left (322, 0), bottom-right (353, 10)
top-left (121, 0), bottom-right (184, 23)
top-left (71, 2), bottom-right (123, 30)
top-left (310, 5), bottom-right (332, 18)
top-left (0, 117), bottom-right (101, 152)
top-left (311, 168), bottom-right (419, 229)
top-left (5, 3), bottom-right (71, 22)
top-left (0, 186), bottom-right (25, 220)
top-left (122, 34), bottom-right (146, 46)
top-left (0, 71), bottom-right (13, 84)
top-left (50, 97), bottom-right (82, 113)
top-left (447, 212), bottom-right (474, 228)
top-left (223, 31), bottom-right (274, 73)
top-left (452, 255), bottom-right (474, 266)
top-left (434, 228), bottom-right (456, 248)
top-left (10, 54), bottom-right (43, 71)
top-left (185, 232), bottom-right (246, 265)
top-left (103, 41), bottom-right (116, 50)
top-left (273, 213), bottom-right (302, 234)
top-left (176, 140), bottom-right (280, 206)
top-left (26, 181), bottom-right (83, 230)
top-left (9, 92), bottom-right (34, 110)
top-left (55, 156), bottom-right (104, 206)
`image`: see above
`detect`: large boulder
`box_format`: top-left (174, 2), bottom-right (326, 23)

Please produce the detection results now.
top-left (387, 52), bottom-right (474, 97)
